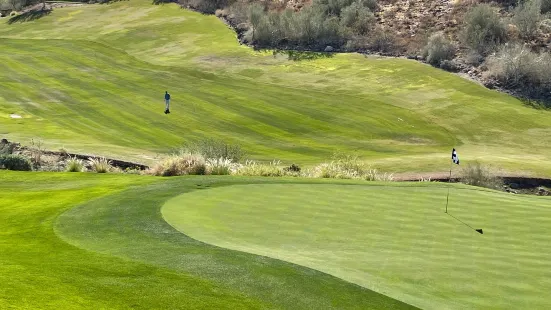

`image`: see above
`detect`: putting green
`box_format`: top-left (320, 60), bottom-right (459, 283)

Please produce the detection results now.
top-left (162, 183), bottom-right (551, 309)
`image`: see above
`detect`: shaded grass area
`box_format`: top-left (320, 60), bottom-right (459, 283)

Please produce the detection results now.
top-left (162, 183), bottom-right (551, 309)
top-left (52, 174), bottom-right (415, 309)
top-left (1, 0), bottom-right (551, 173)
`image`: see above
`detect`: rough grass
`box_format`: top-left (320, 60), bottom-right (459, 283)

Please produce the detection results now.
top-left (163, 183), bottom-right (551, 309)
top-left (1, 1), bottom-right (551, 174)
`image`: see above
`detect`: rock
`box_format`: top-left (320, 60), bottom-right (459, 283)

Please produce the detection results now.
top-left (324, 46), bottom-right (334, 52)
top-left (509, 183), bottom-right (520, 189)
top-left (0, 139), bottom-right (8, 144)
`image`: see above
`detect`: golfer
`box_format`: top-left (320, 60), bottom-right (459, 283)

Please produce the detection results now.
top-left (164, 91), bottom-right (171, 114)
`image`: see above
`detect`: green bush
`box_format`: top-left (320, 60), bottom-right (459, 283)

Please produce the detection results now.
top-left (422, 32), bottom-right (455, 66)
top-left (485, 44), bottom-right (551, 94)
top-left (461, 4), bottom-right (507, 55)
top-left (0, 154), bottom-right (32, 171)
top-left (460, 162), bottom-right (502, 190)
top-left (65, 157), bottom-right (85, 172)
top-left (513, 0), bottom-right (542, 38)
top-left (339, 0), bottom-right (376, 35)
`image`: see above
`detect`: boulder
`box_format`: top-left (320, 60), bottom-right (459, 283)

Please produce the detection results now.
top-left (324, 46), bottom-right (334, 52)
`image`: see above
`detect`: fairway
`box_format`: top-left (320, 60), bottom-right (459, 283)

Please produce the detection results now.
top-left (1, 0), bottom-right (551, 173)
top-left (163, 183), bottom-right (551, 309)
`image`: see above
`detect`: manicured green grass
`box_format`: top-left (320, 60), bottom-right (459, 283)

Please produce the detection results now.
top-left (162, 183), bottom-right (551, 309)
top-left (1, 1), bottom-right (551, 173)
top-left (1, 171), bottom-right (415, 309)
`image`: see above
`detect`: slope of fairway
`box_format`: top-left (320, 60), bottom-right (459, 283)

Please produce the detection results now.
top-left (2, 1), bottom-right (551, 173)
top-left (162, 183), bottom-right (551, 309)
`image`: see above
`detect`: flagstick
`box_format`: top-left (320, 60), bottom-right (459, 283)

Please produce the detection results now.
top-left (445, 160), bottom-right (453, 213)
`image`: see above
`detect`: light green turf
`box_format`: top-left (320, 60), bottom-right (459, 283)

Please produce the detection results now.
top-left (1, 171), bottom-right (415, 309)
top-left (1, 1), bottom-right (551, 173)
top-left (162, 183), bottom-right (551, 309)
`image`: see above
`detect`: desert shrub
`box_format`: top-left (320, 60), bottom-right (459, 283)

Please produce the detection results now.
top-left (206, 157), bottom-right (236, 175)
top-left (422, 32), bottom-right (455, 66)
top-left (308, 153), bottom-right (366, 179)
top-left (284, 164), bottom-right (301, 172)
top-left (460, 162), bottom-right (502, 189)
top-left (28, 139), bottom-right (44, 167)
top-left (0, 154), bottom-right (32, 171)
top-left (149, 153), bottom-right (206, 176)
top-left (182, 138), bottom-right (245, 162)
top-left (339, 0), bottom-right (376, 35)
top-left (0, 142), bottom-right (15, 155)
top-left (248, 3), bottom-right (265, 40)
top-left (541, 0), bottom-right (551, 13)
top-left (541, 19), bottom-right (551, 33)
top-left (234, 160), bottom-right (283, 177)
top-left (316, 0), bottom-right (377, 16)
top-left (364, 169), bottom-right (394, 181)
top-left (180, 0), bottom-right (234, 14)
top-left (485, 44), bottom-right (551, 94)
top-left (227, 1), bottom-right (249, 24)
top-left (249, 2), bottom-right (344, 47)
top-left (123, 167), bottom-right (143, 175)
top-left (369, 28), bottom-right (397, 53)
top-left (513, 0), bottom-right (542, 38)
top-left (309, 162), bottom-right (359, 178)
top-left (316, 0), bottom-right (354, 16)
top-left (88, 157), bottom-right (113, 173)
top-left (462, 4), bottom-right (507, 55)
top-left (65, 157), bottom-right (85, 172)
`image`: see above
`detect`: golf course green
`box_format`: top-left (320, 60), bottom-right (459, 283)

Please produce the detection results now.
top-left (163, 183), bottom-right (551, 309)
top-left (1, 0), bottom-right (551, 173)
